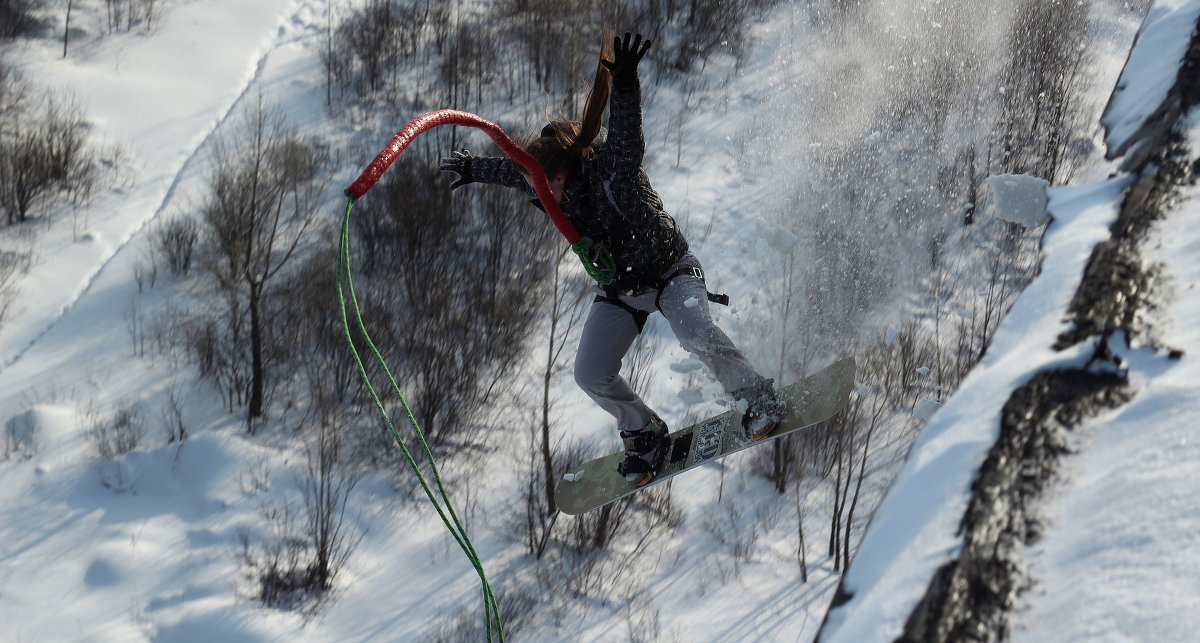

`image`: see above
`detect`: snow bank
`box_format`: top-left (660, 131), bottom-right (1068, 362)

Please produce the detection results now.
top-left (819, 175), bottom-right (1133, 641)
top-left (1102, 0), bottom-right (1200, 163)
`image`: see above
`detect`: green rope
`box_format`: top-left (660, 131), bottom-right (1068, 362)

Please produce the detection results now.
top-left (336, 196), bottom-right (503, 642)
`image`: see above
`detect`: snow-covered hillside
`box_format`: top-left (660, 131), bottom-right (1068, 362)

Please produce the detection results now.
top-left (3, 0), bottom-right (1190, 641)
top-left (820, 1), bottom-right (1200, 641)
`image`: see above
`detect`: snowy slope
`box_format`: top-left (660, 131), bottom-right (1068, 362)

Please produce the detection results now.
top-left (1012, 112), bottom-right (1200, 643)
top-left (0, 0), bottom-right (315, 369)
top-left (821, 2), bottom-right (1200, 641)
top-left (817, 173), bottom-right (1135, 642)
top-left (0, 1), bottom-right (1173, 642)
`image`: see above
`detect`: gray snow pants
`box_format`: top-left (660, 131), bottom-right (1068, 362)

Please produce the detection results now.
top-left (574, 253), bottom-right (763, 432)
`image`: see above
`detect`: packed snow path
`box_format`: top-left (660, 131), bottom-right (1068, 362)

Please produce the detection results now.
top-left (0, 0), bottom-right (318, 372)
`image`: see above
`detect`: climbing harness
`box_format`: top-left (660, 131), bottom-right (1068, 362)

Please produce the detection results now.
top-left (593, 264), bottom-right (730, 335)
top-left (654, 265), bottom-right (730, 310)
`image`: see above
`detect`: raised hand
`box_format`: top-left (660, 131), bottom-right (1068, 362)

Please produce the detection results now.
top-left (601, 32), bottom-right (652, 90)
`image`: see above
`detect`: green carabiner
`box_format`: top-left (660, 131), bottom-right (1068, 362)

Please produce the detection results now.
top-left (571, 238), bottom-right (617, 283)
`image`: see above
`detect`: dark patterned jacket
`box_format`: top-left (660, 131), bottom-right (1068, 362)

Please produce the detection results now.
top-left (466, 83), bottom-right (689, 292)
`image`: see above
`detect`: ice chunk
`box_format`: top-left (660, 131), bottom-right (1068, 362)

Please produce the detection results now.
top-left (677, 387), bottom-right (705, 405)
top-left (985, 174), bottom-right (1050, 228)
top-left (755, 218), bottom-right (799, 254)
top-left (670, 356), bottom-right (703, 373)
top-left (914, 399), bottom-right (942, 421)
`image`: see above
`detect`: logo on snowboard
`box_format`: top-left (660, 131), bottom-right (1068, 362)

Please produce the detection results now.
top-left (693, 418), bottom-right (724, 463)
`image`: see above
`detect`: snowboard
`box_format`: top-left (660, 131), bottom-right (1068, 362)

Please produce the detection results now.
top-left (555, 357), bottom-right (856, 515)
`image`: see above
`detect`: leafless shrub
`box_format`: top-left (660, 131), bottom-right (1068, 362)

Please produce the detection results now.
top-left (123, 296), bottom-right (148, 356)
top-left (297, 394), bottom-right (363, 598)
top-left (623, 593), bottom-right (663, 643)
top-left (427, 586), bottom-right (537, 642)
top-left (151, 215), bottom-right (199, 276)
top-left (0, 0), bottom-right (46, 39)
top-left (349, 156), bottom-right (556, 454)
top-left (239, 407), bottom-right (362, 612)
top-left (545, 482), bottom-right (681, 608)
top-left (131, 257), bottom-right (156, 292)
top-left (181, 299), bottom-right (250, 413)
top-left (438, 19), bottom-right (499, 113)
top-left (0, 91), bottom-right (103, 225)
top-left (103, 0), bottom-right (161, 34)
top-left (240, 501), bottom-right (311, 609)
top-left (0, 248), bottom-right (31, 329)
top-left (325, 0), bottom-right (776, 116)
top-left (160, 385), bottom-right (187, 444)
top-left (323, 0), bottom-right (422, 105)
top-left (88, 399), bottom-right (143, 489)
top-left (89, 400), bottom-right (142, 460)
top-left (4, 409), bottom-right (37, 459)
top-left (699, 498), bottom-right (762, 578)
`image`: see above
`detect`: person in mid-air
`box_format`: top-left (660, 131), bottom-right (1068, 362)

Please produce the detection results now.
top-left (439, 32), bottom-right (782, 486)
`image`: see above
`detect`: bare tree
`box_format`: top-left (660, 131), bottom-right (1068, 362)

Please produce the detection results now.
top-left (63, 0), bottom-right (74, 58)
top-left (522, 251), bottom-right (589, 557)
top-left (195, 97), bottom-right (327, 424)
top-left (299, 389), bottom-right (363, 594)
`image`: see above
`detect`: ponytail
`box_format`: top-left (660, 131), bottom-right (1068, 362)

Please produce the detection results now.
top-left (526, 31), bottom-right (615, 175)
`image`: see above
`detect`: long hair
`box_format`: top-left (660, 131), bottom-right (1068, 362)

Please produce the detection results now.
top-left (525, 32), bottom-right (614, 176)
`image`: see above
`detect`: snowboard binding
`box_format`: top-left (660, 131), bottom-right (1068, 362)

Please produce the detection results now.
top-left (737, 378), bottom-right (785, 441)
top-left (616, 417), bottom-right (670, 486)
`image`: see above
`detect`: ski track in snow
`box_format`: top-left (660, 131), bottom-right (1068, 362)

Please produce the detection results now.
top-left (0, 0), bottom-right (314, 374)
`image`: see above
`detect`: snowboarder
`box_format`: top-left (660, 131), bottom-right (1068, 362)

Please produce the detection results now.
top-left (439, 32), bottom-right (781, 486)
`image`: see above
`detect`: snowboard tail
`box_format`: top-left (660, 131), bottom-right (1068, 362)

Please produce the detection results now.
top-left (555, 357), bottom-right (856, 515)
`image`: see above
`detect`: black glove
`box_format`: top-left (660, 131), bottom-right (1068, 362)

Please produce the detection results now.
top-left (601, 32), bottom-right (651, 91)
top-left (438, 148), bottom-right (474, 190)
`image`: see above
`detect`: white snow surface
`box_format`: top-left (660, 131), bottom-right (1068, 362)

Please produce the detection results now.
top-left (1012, 111), bottom-right (1200, 643)
top-left (1102, 0), bottom-right (1200, 157)
top-left (1, 0), bottom-right (307, 368)
top-left (2, 1), bottom-right (1195, 642)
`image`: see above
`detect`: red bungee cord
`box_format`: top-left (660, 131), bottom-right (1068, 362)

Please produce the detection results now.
top-left (344, 109), bottom-right (580, 244)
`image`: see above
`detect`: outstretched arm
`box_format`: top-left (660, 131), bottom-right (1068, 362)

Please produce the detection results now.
top-left (439, 149), bottom-right (534, 197)
top-left (601, 32), bottom-right (652, 173)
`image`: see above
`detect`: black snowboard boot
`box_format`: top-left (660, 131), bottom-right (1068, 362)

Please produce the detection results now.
top-left (735, 378), bottom-right (784, 441)
top-left (616, 416), bottom-right (669, 486)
